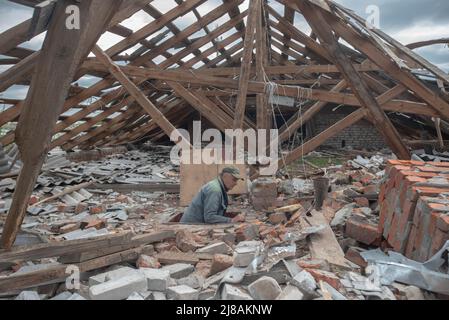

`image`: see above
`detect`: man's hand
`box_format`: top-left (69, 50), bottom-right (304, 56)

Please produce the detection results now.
top-left (231, 214), bottom-right (245, 223)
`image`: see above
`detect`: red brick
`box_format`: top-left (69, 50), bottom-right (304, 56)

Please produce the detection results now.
top-left (430, 229), bottom-right (449, 257)
top-left (362, 185), bottom-right (378, 194)
top-left (57, 203), bottom-right (69, 213)
top-left (378, 204), bottom-right (389, 233)
top-left (437, 214), bottom-right (449, 232)
top-left (89, 205), bottom-right (106, 214)
top-left (379, 183), bottom-right (387, 202)
top-left (269, 212), bottom-right (287, 224)
top-left (307, 269), bottom-right (341, 290)
top-left (405, 225), bottom-right (417, 258)
top-left (209, 254), bottom-right (233, 276)
top-left (29, 195), bottom-right (40, 205)
top-left (80, 218), bottom-right (106, 230)
top-left (75, 202), bottom-right (88, 214)
top-left (354, 197), bottom-right (369, 207)
top-left (345, 216), bottom-right (382, 246)
top-left (344, 247), bottom-right (368, 268)
top-left (296, 259), bottom-right (329, 270)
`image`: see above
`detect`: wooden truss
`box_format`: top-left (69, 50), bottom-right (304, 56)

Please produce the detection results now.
top-left (1, 0), bottom-right (449, 248)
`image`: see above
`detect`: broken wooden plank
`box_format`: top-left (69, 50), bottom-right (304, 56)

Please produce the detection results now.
top-left (58, 231), bottom-right (175, 263)
top-left (0, 246), bottom-right (145, 292)
top-left (0, 232), bottom-right (133, 263)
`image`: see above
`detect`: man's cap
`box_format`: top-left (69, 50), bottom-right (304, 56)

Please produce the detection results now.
top-left (221, 166), bottom-right (244, 180)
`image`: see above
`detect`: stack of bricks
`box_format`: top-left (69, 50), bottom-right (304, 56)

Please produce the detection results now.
top-left (378, 160), bottom-right (449, 262)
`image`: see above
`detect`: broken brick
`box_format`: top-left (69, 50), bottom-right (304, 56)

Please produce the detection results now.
top-left (296, 259), bottom-right (329, 271)
top-left (176, 230), bottom-right (201, 252)
top-left (80, 219), bottom-right (106, 230)
top-left (268, 212), bottom-right (287, 224)
top-left (354, 197), bottom-right (369, 207)
top-left (89, 205), bottom-right (106, 215)
top-left (307, 269), bottom-right (341, 290)
top-left (209, 254), bottom-right (233, 276)
top-left (437, 214), bottom-right (449, 233)
top-left (29, 195), bottom-right (40, 205)
top-left (236, 224), bottom-right (260, 242)
top-left (344, 247), bottom-right (368, 268)
top-left (75, 202), bottom-right (88, 214)
top-left (136, 255), bottom-right (161, 269)
top-left (345, 216), bottom-right (381, 246)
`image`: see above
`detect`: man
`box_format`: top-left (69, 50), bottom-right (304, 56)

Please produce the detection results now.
top-left (180, 166), bottom-right (246, 224)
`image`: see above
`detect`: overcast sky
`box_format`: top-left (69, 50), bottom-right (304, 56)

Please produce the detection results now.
top-left (0, 0), bottom-right (448, 100)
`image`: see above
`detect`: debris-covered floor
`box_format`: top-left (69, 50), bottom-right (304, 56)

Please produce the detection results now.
top-left (1, 144), bottom-right (449, 301)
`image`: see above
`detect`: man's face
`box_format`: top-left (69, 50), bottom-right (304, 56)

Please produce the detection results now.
top-left (222, 173), bottom-right (239, 190)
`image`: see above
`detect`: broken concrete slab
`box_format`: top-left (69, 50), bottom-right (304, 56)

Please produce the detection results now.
top-left (248, 276), bottom-right (282, 300)
top-left (233, 241), bottom-right (262, 268)
top-left (276, 285), bottom-right (304, 300)
top-left (176, 273), bottom-right (204, 289)
top-left (15, 291), bottom-right (41, 300)
top-left (221, 284), bottom-right (253, 300)
top-left (151, 291), bottom-right (166, 300)
top-left (166, 285), bottom-right (199, 300)
top-left (330, 204), bottom-right (356, 227)
top-left (139, 268), bottom-right (170, 291)
top-left (67, 293), bottom-right (87, 300)
top-left (127, 292), bottom-right (145, 300)
top-left (50, 291), bottom-right (73, 300)
top-left (290, 270), bottom-right (319, 299)
top-left (88, 266), bottom-right (137, 286)
top-left (89, 272), bottom-right (147, 300)
top-left (199, 289), bottom-right (216, 300)
top-left (196, 242), bottom-right (231, 255)
top-left (161, 263), bottom-right (195, 279)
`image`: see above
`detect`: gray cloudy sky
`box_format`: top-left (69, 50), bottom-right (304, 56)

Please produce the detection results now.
top-left (0, 0), bottom-right (448, 100)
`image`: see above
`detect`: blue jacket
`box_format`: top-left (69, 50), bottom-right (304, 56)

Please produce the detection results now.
top-left (181, 177), bottom-right (231, 224)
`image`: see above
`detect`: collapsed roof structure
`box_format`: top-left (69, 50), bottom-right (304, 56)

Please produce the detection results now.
top-left (0, 0), bottom-right (449, 250)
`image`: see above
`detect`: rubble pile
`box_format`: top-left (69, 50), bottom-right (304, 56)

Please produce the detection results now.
top-left (1, 149), bottom-right (449, 300)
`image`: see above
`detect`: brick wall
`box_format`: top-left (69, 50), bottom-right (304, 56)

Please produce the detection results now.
top-left (379, 160), bottom-right (449, 262)
top-left (313, 107), bottom-right (387, 150)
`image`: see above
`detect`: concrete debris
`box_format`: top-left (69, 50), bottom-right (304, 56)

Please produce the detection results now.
top-left (4, 148), bottom-right (449, 301)
top-left (139, 268), bottom-right (170, 291)
top-left (290, 270), bottom-right (319, 299)
top-left (233, 241), bottom-right (262, 268)
top-left (247, 276), bottom-right (282, 300)
top-left (221, 284), bottom-right (253, 300)
top-left (15, 291), bottom-right (41, 300)
top-left (161, 263), bottom-right (195, 279)
top-left (166, 285), bottom-right (199, 300)
top-left (196, 242), bottom-right (231, 255)
top-left (276, 285), bottom-right (304, 300)
top-left (89, 272), bottom-right (147, 300)
top-left (176, 273), bottom-right (204, 289)
top-left (126, 292), bottom-right (145, 300)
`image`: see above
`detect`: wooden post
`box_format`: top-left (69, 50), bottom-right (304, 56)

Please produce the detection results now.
top-left (313, 177), bottom-right (329, 211)
top-left (1, 0), bottom-right (123, 250)
top-left (297, 0), bottom-right (410, 160)
top-left (233, 0), bottom-right (260, 129)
